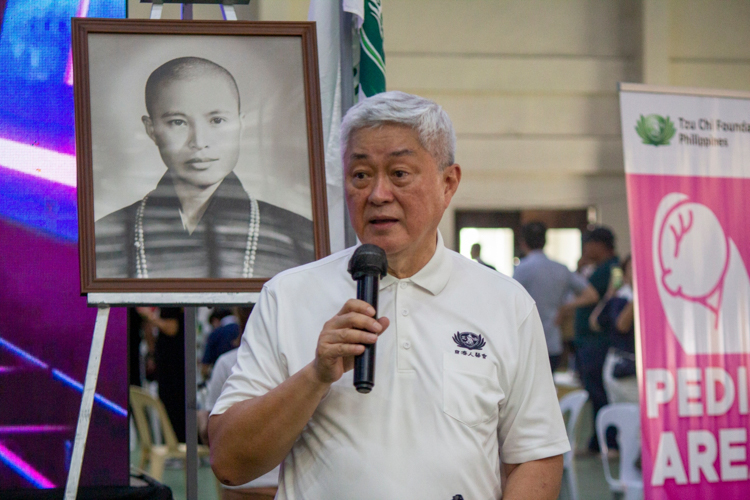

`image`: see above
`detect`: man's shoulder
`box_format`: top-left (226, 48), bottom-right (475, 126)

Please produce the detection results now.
top-left (514, 255), bottom-right (534, 274)
top-left (518, 253), bottom-right (570, 277)
top-left (516, 251), bottom-right (543, 269)
top-left (521, 251), bottom-right (566, 268)
top-left (545, 257), bottom-right (573, 276)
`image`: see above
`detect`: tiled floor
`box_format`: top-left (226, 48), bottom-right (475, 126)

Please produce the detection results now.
top-left (159, 462), bottom-right (221, 500)
top-left (130, 450), bottom-right (219, 500)
top-left (561, 454), bottom-right (617, 500)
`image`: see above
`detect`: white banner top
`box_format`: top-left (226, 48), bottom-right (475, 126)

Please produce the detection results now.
top-left (620, 83), bottom-right (750, 179)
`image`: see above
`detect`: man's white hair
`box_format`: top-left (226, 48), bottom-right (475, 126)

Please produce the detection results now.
top-left (340, 91), bottom-right (456, 169)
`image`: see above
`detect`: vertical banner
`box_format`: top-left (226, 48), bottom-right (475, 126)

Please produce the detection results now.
top-left (620, 84), bottom-right (750, 499)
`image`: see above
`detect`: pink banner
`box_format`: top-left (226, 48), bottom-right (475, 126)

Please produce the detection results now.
top-left (628, 173), bottom-right (750, 498)
top-left (621, 86), bottom-right (750, 498)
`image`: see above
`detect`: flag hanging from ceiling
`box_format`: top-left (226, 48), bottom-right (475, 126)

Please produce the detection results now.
top-left (357, 0), bottom-right (385, 99)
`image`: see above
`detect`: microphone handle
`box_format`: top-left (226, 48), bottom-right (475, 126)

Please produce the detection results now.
top-left (354, 274), bottom-right (378, 393)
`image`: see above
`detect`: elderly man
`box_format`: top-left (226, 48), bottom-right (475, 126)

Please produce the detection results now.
top-left (209, 91), bottom-right (568, 499)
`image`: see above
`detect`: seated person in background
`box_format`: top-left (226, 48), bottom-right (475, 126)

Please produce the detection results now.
top-left (199, 306), bottom-right (278, 500)
top-left (201, 308), bottom-right (241, 380)
top-left (95, 56), bottom-right (314, 279)
top-left (590, 255), bottom-right (637, 404)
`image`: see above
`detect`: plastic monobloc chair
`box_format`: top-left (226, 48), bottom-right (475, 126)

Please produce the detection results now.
top-left (596, 402), bottom-right (643, 500)
top-left (558, 390), bottom-right (589, 500)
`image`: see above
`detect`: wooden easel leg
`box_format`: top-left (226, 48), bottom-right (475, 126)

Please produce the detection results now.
top-left (63, 305), bottom-right (111, 500)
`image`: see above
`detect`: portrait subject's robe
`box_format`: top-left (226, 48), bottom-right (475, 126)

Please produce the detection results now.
top-left (94, 172), bottom-right (315, 279)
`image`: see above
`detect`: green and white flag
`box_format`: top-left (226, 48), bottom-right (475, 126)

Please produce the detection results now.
top-left (356, 0), bottom-right (385, 100)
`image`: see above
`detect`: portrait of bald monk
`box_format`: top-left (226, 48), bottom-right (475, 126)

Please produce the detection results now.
top-left (94, 56), bottom-right (315, 279)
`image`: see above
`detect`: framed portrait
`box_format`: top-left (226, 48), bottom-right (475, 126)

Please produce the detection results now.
top-left (72, 19), bottom-right (329, 293)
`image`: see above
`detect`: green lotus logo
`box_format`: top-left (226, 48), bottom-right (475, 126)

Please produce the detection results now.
top-left (635, 114), bottom-right (676, 146)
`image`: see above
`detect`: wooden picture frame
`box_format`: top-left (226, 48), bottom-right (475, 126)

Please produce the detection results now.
top-left (72, 18), bottom-right (329, 293)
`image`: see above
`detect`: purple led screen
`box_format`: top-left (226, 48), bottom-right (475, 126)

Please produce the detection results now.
top-left (0, 0), bottom-right (128, 490)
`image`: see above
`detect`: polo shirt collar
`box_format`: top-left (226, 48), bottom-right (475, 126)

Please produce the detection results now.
top-left (379, 231), bottom-right (452, 296)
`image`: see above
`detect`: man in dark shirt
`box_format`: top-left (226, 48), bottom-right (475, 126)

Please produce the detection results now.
top-left (574, 226), bottom-right (619, 452)
top-left (592, 255), bottom-right (637, 404)
top-left (95, 57), bottom-right (315, 279)
top-left (201, 308), bottom-right (241, 379)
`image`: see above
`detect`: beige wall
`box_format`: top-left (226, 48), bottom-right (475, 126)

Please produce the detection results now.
top-left (385, 0), bottom-right (640, 254)
top-left (128, 0), bottom-right (750, 257)
top-left (669, 0), bottom-right (750, 90)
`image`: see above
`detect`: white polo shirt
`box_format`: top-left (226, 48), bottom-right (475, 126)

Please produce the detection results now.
top-left (213, 233), bottom-right (569, 499)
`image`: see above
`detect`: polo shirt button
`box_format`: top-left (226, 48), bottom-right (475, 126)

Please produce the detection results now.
top-left (401, 309), bottom-right (409, 316)
top-left (402, 341), bottom-right (411, 349)
top-left (399, 281), bottom-right (408, 289)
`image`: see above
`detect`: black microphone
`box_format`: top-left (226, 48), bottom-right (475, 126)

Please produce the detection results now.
top-left (347, 244), bottom-right (388, 394)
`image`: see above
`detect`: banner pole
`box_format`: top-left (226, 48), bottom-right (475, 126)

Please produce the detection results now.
top-left (63, 305), bottom-right (111, 500)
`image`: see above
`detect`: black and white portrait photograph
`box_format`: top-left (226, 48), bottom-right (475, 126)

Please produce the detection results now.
top-left (73, 20), bottom-right (329, 292)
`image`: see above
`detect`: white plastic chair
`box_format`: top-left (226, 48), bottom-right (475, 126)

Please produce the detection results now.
top-left (558, 390), bottom-right (588, 500)
top-left (596, 403), bottom-right (643, 500)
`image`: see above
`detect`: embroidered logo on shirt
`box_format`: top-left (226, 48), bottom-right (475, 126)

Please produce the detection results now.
top-left (452, 331), bottom-right (486, 350)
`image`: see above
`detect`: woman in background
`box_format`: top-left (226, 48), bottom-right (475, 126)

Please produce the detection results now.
top-left (590, 256), bottom-right (638, 404)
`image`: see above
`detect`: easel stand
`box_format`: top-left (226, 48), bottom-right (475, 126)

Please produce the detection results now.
top-left (63, 4), bottom-right (251, 498)
top-left (64, 293), bottom-right (257, 500)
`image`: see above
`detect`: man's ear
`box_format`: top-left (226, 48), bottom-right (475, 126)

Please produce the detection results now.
top-left (442, 163), bottom-right (461, 208)
top-left (142, 115), bottom-right (156, 143)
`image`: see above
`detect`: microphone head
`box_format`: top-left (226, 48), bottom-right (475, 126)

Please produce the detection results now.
top-left (348, 244), bottom-right (388, 280)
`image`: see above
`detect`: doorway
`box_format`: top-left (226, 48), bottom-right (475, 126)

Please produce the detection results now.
top-left (455, 208), bottom-right (594, 275)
